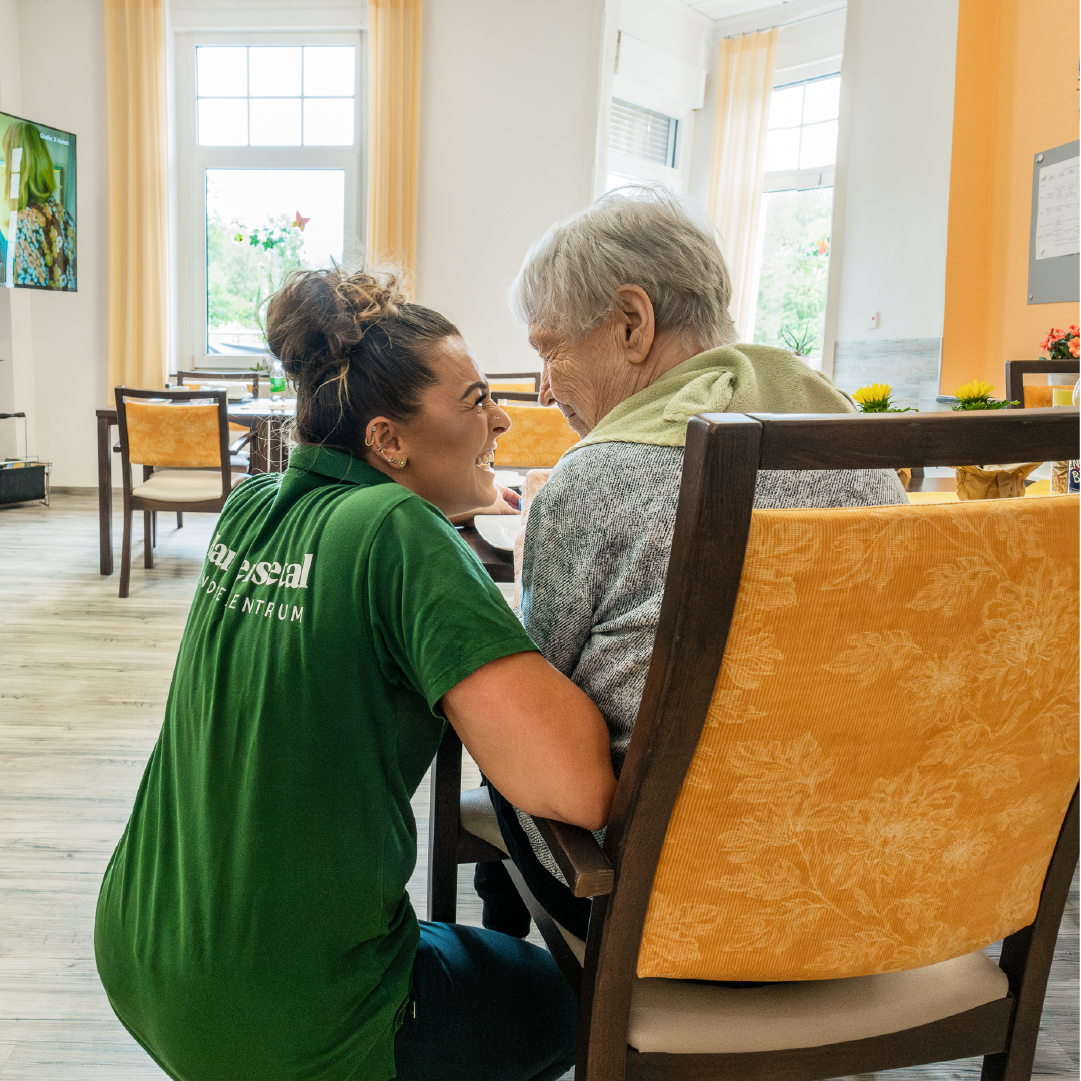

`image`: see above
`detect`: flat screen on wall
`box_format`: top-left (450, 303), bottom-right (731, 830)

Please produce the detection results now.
top-left (0, 111), bottom-right (76, 292)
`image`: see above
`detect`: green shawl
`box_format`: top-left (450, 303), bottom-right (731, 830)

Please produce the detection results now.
top-left (563, 343), bottom-right (855, 457)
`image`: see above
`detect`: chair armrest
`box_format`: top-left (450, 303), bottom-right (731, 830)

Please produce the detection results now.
top-left (532, 816), bottom-right (614, 898)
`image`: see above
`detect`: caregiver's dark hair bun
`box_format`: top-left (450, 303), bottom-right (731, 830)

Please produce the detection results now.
top-left (266, 266), bottom-right (459, 452)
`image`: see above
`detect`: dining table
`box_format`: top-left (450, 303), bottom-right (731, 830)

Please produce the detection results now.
top-left (95, 398), bottom-right (295, 576)
top-left (95, 398), bottom-right (519, 583)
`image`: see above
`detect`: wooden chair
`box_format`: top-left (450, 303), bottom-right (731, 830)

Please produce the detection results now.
top-left (1004, 359), bottom-right (1079, 408)
top-left (175, 369), bottom-right (262, 398)
top-left (432, 406), bottom-right (1080, 1081)
top-left (487, 371), bottom-right (540, 392)
top-left (176, 370), bottom-right (260, 469)
top-left (114, 387), bottom-right (250, 598)
top-left (487, 372), bottom-right (541, 404)
top-left (493, 404), bottom-right (579, 468)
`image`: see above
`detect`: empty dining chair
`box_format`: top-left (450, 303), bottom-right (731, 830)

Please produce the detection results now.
top-left (486, 372), bottom-right (540, 393)
top-left (1003, 359), bottom-right (1079, 408)
top-left (494, 405), bottom-right (579, 469)
top-left (176, 370), bottom-right (260, 471)
top-left (114, 387), bottom-right (250, 598)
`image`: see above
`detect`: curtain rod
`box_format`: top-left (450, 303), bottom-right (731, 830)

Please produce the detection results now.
top-left (720, 5), bottom-right (846, 39)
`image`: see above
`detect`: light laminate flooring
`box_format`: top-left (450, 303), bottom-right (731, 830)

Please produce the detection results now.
top-left (0, 492), bottom-right (1076, 1080)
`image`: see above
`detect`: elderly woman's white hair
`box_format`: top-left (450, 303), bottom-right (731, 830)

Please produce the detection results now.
top-left (509, 182), bottom-right (737, 349)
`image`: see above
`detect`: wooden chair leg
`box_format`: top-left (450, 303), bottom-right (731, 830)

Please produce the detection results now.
top-left (176, 512), bottom-right (183, 528)
top-left (427, 726), bottom-right (463, 923)
top-left (152, 511), bottom-right (157, 547)
top-left (143, 510), bottom-right (154, 568)
top-left (119, 503), bottom-right (133, 598)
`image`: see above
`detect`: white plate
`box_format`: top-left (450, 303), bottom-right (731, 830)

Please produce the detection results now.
top-left (494, 470), bottom-right (524, 488)
top-left (474, 513), bottom-right (522, 551)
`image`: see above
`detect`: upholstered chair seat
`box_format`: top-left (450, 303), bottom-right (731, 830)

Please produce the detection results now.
top-left (132, 469), bottom-right (249, 503)
top-left (626, 954), bottom-right (1007, 1054)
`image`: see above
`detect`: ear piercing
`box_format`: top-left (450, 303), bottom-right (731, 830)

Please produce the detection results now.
top-left (377, 445), bottom-right (407, 468)
top-left (365, 424), bottom-right (406, 467)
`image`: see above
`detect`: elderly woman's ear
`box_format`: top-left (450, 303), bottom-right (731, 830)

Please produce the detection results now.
top-left (612, 285), bottom-right (656, 364)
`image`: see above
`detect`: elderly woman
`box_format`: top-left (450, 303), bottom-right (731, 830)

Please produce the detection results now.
top-left (479, 184), bottom-right (907, 942)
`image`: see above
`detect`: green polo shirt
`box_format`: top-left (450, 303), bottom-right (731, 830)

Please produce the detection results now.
top-left (95, 446), bottom-right (536, 1081)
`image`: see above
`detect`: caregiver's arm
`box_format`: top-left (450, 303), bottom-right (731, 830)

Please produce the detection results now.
top-left (441, 651), bottom-right (616, 830)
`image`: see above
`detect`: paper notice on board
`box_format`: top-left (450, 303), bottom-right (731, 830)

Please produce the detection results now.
top-left (1035, 156), bottom-right (1080, 260)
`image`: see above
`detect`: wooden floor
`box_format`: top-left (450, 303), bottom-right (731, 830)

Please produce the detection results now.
top-left (0, 492), bottom-right (1076, 1080)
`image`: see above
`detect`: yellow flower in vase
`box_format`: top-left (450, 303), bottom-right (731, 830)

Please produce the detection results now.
top-left (853, 383), bottom-right (916, 413)
top-left (952, 380), bottom-right (1016, 411)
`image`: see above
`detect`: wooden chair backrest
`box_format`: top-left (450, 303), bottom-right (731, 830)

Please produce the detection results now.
top-left (1023, 384), bottom-right (1075, 408)
top-left (494, 404), bottom-right (579, 468)
top-left (581, 409), bottom-right (1080, 1053)
top-left (487, 371), bottom-right (540, 391)
top-left (114, 388), bottom-right (231, 488)
top-left (177, 370), bottom-right (260, 397)
top-left (638, 494), bottom-right (1078, 981)
top-left (1004, 359), bottom-right (1079, 408)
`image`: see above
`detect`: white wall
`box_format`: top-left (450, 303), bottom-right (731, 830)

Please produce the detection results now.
top-left (414, 0), bottom-right (606, 375)
top-left (610, 0), bottom-right (710, 198)
top-left (826, 0), bottom-right (959, 349)
top-left (0, 0), bottom-right (108, 484)
top-left (0, 0), bottom-right (30, 461)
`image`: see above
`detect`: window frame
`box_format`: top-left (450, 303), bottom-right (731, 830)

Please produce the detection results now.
top-left (175, 29), bottom-right (366, 370)
top-left (748, 74), bottom-right (841, 369)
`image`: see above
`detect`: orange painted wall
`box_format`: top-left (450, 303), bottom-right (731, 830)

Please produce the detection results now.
top-left (941, 0), bottom-right (1079, 397)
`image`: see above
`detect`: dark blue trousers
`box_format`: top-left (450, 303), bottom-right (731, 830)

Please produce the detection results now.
top-left (393, 921), bottom-right (577, 1081)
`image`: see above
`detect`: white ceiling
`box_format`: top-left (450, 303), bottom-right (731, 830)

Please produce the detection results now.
top-left (686, 0), bottom-right (790, 20)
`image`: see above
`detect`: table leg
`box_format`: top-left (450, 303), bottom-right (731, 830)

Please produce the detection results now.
top-left (250, 419), bottom-right (268, 474)
top-left (97, 415), bottom-right (113, 576)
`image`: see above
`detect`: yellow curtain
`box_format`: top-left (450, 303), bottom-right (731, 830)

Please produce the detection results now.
top-left (103, 0), bottom-right (169, 395)
top-left (366, 0), bottom-right (423, 283)
top-left (707, 29), bottom-right (778, 342)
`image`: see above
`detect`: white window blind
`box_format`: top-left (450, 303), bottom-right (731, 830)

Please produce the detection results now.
top-left (609, 99), bottom-right (677, 168)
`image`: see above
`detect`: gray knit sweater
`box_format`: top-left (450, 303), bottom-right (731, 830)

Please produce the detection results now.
top-left (515, 442), bottom-right (909, 881)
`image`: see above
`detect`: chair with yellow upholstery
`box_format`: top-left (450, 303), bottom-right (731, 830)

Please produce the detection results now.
top-left (431, 406), bottom-right (1079, 1081)
top-left (1004, 358), bottom-right (1079, 408)
top-left (494, 404), bottom-right (579, 468)
top-left (176, 370), bottom-right (259, 470)
top-left (486, 371), bottom-right (540, 394)
top-left (115, 387), bottom-right (249, 598)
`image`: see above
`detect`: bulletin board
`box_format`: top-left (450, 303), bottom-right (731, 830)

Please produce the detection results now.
top-left (1028, 139), bottom-right (1080, 304)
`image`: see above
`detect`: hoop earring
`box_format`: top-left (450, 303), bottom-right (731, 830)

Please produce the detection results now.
top-left (377, 444), bottom-right (407, 468)
top-left (364, 424), bottom-right (377, 449)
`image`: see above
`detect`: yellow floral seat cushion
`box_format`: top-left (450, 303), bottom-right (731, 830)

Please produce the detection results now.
top-left (125, 402), bottom-right (223, 469)
top-left (638, 496), bottom-right (1080, 982)
top-left (494, 405), bottom-right (579, 468)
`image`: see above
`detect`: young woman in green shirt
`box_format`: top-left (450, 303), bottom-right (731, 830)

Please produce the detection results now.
top-left (95, 267), bottom-right (616, 1081)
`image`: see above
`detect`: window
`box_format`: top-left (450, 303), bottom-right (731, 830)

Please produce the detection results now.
top-left (607, 98), bottom-right (682, 193)
top-left (747, 75), bottom-right (840, 364)
top-left (197, 46), bottom-right (355, 148)
top-left (176, 34), bottom-right (364, 367)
